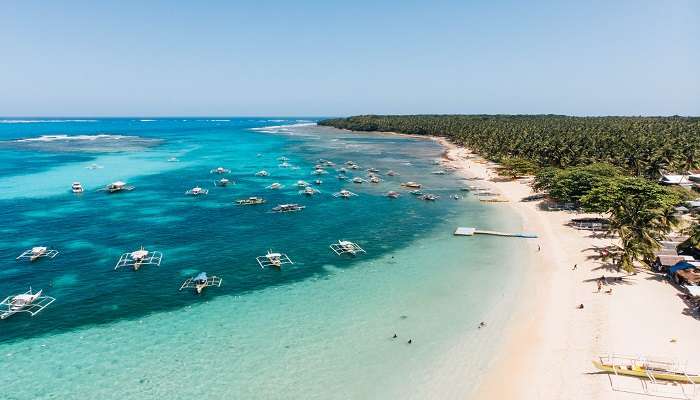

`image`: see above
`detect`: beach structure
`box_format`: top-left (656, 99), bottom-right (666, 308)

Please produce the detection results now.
top-left (454, 227), bottom-right (538, 238)
top-left (256, 250), bottom-right (293, 269)
top-left (653, 255), bottom-right (695, 273)
top-left (1, 288), bottom-right (55, 320)
top-left (210, 167), bottom-right (230, 174)
top-left (300, 186), bottom-right (319, 196)
top-left (266, 182), bottom-right (283, 190)
top-left (668, 261), bottom-right (700, 286)
top-left (114, 247), bottom-right (163, 270)
top-left (333, 189), bottom-right (357, 199)
top-left (101, 181), bottom-right (134, 193)
top-left (255, 170), bottom-right (270, 177)
top-left (185, 186), bottom-right (209, 196)
top-left (271, 203), bottom-right (305, 213)
top-left (593, 354), bottom-right (699, 398)
top-left (71, 182), bottom-right (84, 193)
top-left (401, 182), bottom-right (422, 189)
top-left (179, 272), bottom-right (222, 294)
top-left (330, 240), bottom-right (366, 256)
top-left (387, 191), bottom-right (400, 198)
top-left (236, 197), bottom-right (266, 205)
top-left (659, 174), bottom-right (690, 186)
top-left (16, 247), bottom-right (59, 262)
top-left (215, 178), bottom-right (232, 187)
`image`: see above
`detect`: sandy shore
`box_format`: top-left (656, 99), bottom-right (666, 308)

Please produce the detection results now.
top-left (432, 137), bottom-right (700, 400)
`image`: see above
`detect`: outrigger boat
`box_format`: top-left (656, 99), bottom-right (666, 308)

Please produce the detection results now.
top-left (266, 182), bottom-right (283, 190)
top-left (410, 189), bottom-right (424, 196)
top-left (278, 161), bottom-right (291, 168)
top-left (277, 156), bottom-right (289, 162)
top-left (255, 170), bottom-right (270, 177)
top-left (367, 168), bottom-right (379, 173)
top-left (387, 191), bottom-right (401, 198)
top-left (101, 181), bottom-right (135, 193)
top-left (296, 180), bottom-right (310, 188)
top-left (352, 177), bottom-right (365, 184)
top-left (1, 288), bottom-right (55, 320)
top-left (314, 179), bottom-right (323, 185)
top-left (368, 175), bottom-right (381, 183)
top-left (333, 189), bottom-right (358, 199)
top-left (185, 186), bottom-right (209, 196)
top-left (593, 354), bottom-right (700, 384)
top-left (401, 182), bottom-right (422, 189)
top-left (114, 247), bottom-right (163, 271)
top-left (256, 250), bottom-right (293, 269)
top-left (236, 197), bottom-right (266, 205)
top-left (386, 170), bottom-right (399, 176)
top-left (271, 203), bottom-right (305, 213)
top-left (167, 157), bottom-right (180, 162)
top-left (312, 169), bottom-right (327, 175)
top-left (432, 170), bottom-right (446, 175)
top-left (337, 174), bottom-right (349, 180)
top-left (420, 194), bottom-right (440, 201)
top-left (210, 167), bottom-right (231, 174)
top-left (16, 247), bottom-right (59, 262)
top-left (338, 167), bottom-right (347, 173)
top-left (86, 163), bottom-right (103, 170)
top-left (300, 187), bottom-right (319, 196)
top-left (215, 178), bottom-right (232, 187)
top-left (71, 182), bottom-right (84, 193)
top-left (330, 240), bottom-right (366, 256)
top-left (179, 272), bottom-right (222, 294)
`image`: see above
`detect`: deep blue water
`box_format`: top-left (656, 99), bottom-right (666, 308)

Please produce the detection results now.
top-left (0, 118), bottom-right (470, 343)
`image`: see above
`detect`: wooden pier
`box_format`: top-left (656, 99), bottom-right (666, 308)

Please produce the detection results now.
top-left (454, 227), bottom-right (538, 238)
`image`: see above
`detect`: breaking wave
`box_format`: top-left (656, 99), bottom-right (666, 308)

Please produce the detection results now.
top-left (0, 119), bottom-right (98, 124)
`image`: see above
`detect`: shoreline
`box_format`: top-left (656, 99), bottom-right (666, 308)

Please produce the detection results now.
top-left (431, 136), bottom-right (700, 399)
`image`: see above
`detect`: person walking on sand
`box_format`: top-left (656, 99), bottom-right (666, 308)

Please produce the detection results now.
top-left (572, 264), bottom-right (577, 270)
top-left (597, 279), bottom-right (603, 293)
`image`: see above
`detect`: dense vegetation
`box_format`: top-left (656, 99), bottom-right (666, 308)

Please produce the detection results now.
top-left (320, 115), bottom-right (700, 179)
top-left (321, 115), bottom-right (700, 272)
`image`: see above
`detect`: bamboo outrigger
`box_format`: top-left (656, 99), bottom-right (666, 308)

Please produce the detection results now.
top-left (593, 354), bottom-right (700, 383)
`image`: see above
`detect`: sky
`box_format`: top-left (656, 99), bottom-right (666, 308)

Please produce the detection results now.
top-left (1, 0), bottom-right (698, 117)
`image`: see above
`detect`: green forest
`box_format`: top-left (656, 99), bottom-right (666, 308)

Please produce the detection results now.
top-left (320, 115), bottom-right (700, 272)
top-left (319, 115), bottom-right (700, 179)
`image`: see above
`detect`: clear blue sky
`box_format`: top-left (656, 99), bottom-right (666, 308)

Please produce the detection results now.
top-left (1, 0), bottom-right (698, 116)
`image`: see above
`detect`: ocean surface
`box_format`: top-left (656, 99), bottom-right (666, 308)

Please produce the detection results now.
top-left (0, 118), bottom-right (530, 400)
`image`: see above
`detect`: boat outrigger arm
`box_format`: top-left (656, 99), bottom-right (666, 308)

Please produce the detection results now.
top-left (114, 249), bottom-right (163, 270)
top-left (0, 289), bottom-right (55, 320)
top-left (330, 241), bottom-right (366, 256)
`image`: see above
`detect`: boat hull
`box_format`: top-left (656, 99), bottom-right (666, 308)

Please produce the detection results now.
top-left (592, 360), bottom-right (700, 383)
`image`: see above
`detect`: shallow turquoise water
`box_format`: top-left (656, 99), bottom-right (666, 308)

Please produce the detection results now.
top-left (0, 119), bottom-right (529, 399)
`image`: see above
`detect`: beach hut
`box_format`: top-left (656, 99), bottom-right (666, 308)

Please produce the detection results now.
top-left (659, 174), bottom-right (689, 185)
top-left (653, 255), bottom-right (692, 273)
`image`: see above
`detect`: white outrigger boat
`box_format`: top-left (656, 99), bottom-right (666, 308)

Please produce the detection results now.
top-left (16, 246), bottom-right (59, 262)
top-left (266, 182), bottom-right (283, 190)
top-left (330, 240), bottom-right (366, 256)
top-left (296, 180), bottom-right (309, 188)
top-left (333, 189), bottom-right (358, 199)
top-left (352, 177), bottom-right (365, 184)
top-left (314, 179), bottom-right (323, 185)
top-left (236, 197), bottom-right (266, 205)
top-left (278, 161), bottom-right (291, 168)
top-left (312, 169), bottom-right (327, 175)
top-left (167, 157), bottom-right (180, 162)
top-left (386, 170), bottom-right (399, 176)
top-left (300, 187), bottom-right (320, 196)
top-left (185, 186), bottom-right (209, 196)
top-left (255, 170), bottom-right (270, 177)
top-left (101, 181), bottom-right (135, 193)
top-left (114, 247), bottom-right (163, 271)
top-left (271, 203), bottom-right (305, 213)
top-left (337, 174), bottom-right (349, 180)
top-left (277, 156), bottom-right (289, 162)
top-left (420, 193), bottom-right (440, 201)
top-left (179, 272), bottom-right (222, 294)
top-left (387, 191), bottom-right (401, 198)
top-left (215, 178), bottom-right (232, 187)
top-left (71, 182), bottom-right (84, 193)
top-left (1, 288), bottom-right (55, 320)
top-left (432, 170), bottom-right (446, 175)
top-left (368, 175), bottom-right (381, 183)
top-left (210, 167), bottom-right (231, 174)
top-left (256, 250), bottom-right (293, 269)
top-left (401, 181), bottom-right (422, 189)
top-left (367, 168), bottom-right (379, 173)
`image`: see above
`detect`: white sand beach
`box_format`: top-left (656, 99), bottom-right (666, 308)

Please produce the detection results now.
top-left (434, 137), bottom-right (700, 400)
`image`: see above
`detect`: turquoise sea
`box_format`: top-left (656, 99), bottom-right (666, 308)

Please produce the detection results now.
top-left (0, 118), bottom-right (529, 399)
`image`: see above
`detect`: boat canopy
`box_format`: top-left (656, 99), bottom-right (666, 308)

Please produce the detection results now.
top-left (669, 261), bottom-right (697, 275)
top-left (194, 272), bottom-right (208, 282)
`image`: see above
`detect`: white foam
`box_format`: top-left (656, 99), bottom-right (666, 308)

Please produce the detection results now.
top-left (0, 119), bottom-right (98, 124)
top-left (250, 122), bottom-right (316, 132)
top-left (14, 134), bottom-right (131, 143)
top-left (139, 119), bottom-right (156, 122)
